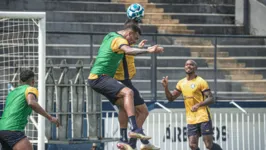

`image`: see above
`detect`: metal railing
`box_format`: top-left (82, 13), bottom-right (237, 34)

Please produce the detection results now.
top-left (103, 110), bottom-right (266, 150)
top-left (47, 31), bottom-right (266, 102)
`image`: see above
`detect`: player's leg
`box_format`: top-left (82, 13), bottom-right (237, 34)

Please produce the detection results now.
top-left (121, 79), bottom-right (159, 149)
top-left (201, 120), bottom-right (222, 150)
top-left (0, 131), bottom-right (31, 150)
top-left (13, 137), bottom-right (33, 150)
top-left (202, 135), bottom-right (213, 150)
top-left (88, 75), bottom-right (136, 129)
top-left (187, 124), bottom-right (200, 150)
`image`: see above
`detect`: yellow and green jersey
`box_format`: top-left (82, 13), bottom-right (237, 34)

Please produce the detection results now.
top-left (89, 32), bottom-right (129, 79)
top-left (176, 76), bottom-right (211, 124)
top-left (0, 85), bottom-right (38, 131)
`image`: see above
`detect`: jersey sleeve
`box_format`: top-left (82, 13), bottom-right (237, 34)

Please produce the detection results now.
top-left (200, 79), bottom-right (210, 92)
top-left (25, 87), bottom-right (39, 99)
top-left (111, 37), bottom-right (129, 54)
top-left (175, 81), bottom-right (182, 93)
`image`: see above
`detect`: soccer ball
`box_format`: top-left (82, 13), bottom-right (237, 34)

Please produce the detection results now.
top-left (127, 3), bottom-right (145, 22)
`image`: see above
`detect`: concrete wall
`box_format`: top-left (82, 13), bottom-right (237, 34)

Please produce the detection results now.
top-left (235, 0), bottom-right (266, 35)
top-left (249, 0), bottom-right (266, 35)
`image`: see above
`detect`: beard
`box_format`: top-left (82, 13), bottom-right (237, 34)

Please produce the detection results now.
top-left (186, 71), bottom-right (194, 74)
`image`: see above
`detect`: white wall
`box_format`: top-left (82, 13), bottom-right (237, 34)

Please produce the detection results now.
top-left (249, 0), bottom-right (266, 35)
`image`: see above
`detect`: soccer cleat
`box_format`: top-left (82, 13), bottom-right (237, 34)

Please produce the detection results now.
top-left (140, 143), bottom-right (160, 150)
top-left (128, 131), bottom-right (151, 140)
top-left (117, 142), bottom-right (134, 150)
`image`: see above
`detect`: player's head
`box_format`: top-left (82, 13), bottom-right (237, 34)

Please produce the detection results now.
top-left (20, 70), bottom-right (35, 86)
top-left (123, 21), bottom-right (141, 45)
top-left (185, 60), bottom-right (197, 74)
top-left (124, 19), bottom-right (139, 26)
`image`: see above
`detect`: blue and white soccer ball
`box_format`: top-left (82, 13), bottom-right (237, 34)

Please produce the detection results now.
top-left (127, 3), bottom-right (145, 22)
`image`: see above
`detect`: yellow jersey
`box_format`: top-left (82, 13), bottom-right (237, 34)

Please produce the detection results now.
top-left (176, 76), bottom-right (211, 124)
top-left (114, 55), bottom-right (136, 80)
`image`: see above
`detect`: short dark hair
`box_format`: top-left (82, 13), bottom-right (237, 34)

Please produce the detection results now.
top-left (124, 19), bottom-right (142, 35)
top-left (20, 70), bottom-right (35, 82)
top-left (124, 19), bottom-right (139, 26)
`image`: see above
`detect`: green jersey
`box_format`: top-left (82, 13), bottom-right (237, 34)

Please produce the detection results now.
top-left (0, 85), bottom-right (39, 131)
top-left (90, 32), bottom-right (129, 77)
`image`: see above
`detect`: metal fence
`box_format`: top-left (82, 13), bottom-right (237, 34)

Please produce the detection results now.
top-left (103, 110), bottom-right (266, 150)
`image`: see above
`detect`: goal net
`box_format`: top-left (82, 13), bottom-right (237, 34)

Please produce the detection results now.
top-left (0, 12), bottom-right (46, 150)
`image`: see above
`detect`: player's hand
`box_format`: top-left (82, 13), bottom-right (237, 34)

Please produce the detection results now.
top-left (191, 104), bottom-right (200, 112)
top-left (155, 46), bottom-right (164, 53)
top-left (50, 116), bottom-right (60, 127)
top-left (138, 39), bottom-right (147, 48)
top-left (161, 76), bottom-right (169, 88)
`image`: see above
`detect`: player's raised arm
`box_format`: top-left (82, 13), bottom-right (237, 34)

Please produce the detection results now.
top-left (161, 76), bottom-right (181, 101)
top-left (120, 44), bottom-right (164, 55)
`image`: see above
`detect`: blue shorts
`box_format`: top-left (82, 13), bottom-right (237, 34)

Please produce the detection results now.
top-left (187, 120), bottom-right (213, 137)
top-left (88, 75), bottom-right (126, 105)
top-left (0, 130), bottom-right (26, 149)
top-left (120, 79), bottom-right (144, 106)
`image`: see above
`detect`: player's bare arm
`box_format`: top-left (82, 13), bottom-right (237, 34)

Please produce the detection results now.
top-left (26, 94), bottom-right (60, 127)
top-left (120, 44), bottom-right (164, 55)
top-left (191, 90), bottom-right (214, 112)
top-left (161, 76), bottom-right (181, 101)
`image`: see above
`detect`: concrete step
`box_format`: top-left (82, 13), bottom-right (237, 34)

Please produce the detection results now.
top-left (46, 22), bottom-right (244, 34)
top-left (242, 86), bottom-right (266, 93)
top-left (46, 22), bottom-right (158, 33)
top-left (186, 24), bottom-right (244, 34)
top-left (147, 0), bottom-right (235, 4)
top-left (191, 52), bottom-right (229, 57)
top-left (47, 11), bottom-right (128, 22)
top-left (154, 4), bottom-right (234, 14)
top-left (218, 46), bottom-right (266, 56)
top-left (169, 13), bottom-right (235, 24)
top-left (217, 37), bottom-right (266, 45)
top-left (244, 82), bottom-right (266, 88)
top-left (174, 37), bottom-right (265, 46)
top-left (225, 74), bottom-right (264, 80)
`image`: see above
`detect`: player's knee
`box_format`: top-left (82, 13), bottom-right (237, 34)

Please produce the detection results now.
top-left (189, 143), bottom-right (198, 150)
top-left (125, 88), bottom-right (134, 98)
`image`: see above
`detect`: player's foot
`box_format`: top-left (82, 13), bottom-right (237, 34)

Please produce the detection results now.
top-left (140, 143), bottom-right (160, 150)
top-left (117, 142), bottom-right (134, 150)
top-left (128, 128), bottom-right (151, 140)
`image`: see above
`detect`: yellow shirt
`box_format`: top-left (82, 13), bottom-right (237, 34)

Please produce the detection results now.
top-left (176, 76), bottom-right (211, 124)
top-left (114, 55), bottom-right (136, 80)
top-left (25, 86), bottom-right (39, 99)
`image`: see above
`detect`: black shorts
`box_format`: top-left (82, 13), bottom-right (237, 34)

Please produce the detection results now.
top-left (0, 130), bottom-right (26, 150)
top-left (187, 120), bottom-right (213, 137)
top-left (88, 75), bottom-right (126, 105)
top-left (120, 79), bottom-right (144, 106)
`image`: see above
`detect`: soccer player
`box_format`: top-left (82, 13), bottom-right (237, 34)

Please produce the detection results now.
top-left (88, 22), bottom-right (163, 150)
top-left (0, 70), bottom-right (60, 150)
top-left (114, 38), bottom-right (160, 150)
top-left (161, 60), bottom-right (215, 150)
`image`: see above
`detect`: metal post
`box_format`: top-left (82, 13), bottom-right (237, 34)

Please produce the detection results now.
top-left (56, 59), bottom-right (69, 140)
top-left (214, 37), bottom-right (217, 102)
top-left (90, 34), bottom-right (93, 61)
top-left (151, 35), bottom-right (157, 101)
top-left (243, 0), bottom-right (250, 34)
top-left (45, 59), bottom-right (55, 140)
top-left (71, 60), bottom-right (85, 138)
